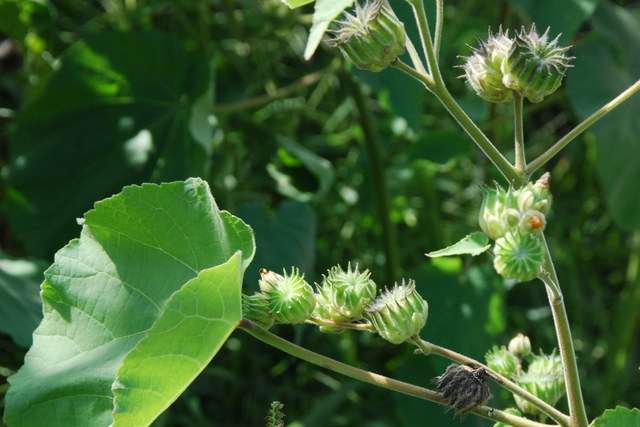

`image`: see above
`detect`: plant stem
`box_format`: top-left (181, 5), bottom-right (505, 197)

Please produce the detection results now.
top-left (513, 92), bottom-right (526, 178)
top-left (538, 235), bottom-right (589, 427)
top-left (307, 317), bottom-right (375, 331)
top-left (434, 0), bottom-right (444, 58)
top-left (527, 77), bottom-right (640, 175)
top-left (238, 319), bottom-right (556, 427)
top-left (345, 74), bottom-right (398, 284)
top-left (410, 337), bottom-right (570, 427)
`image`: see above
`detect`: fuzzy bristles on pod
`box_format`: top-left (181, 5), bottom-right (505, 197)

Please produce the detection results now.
top-left (485, 345), bottom-right (518, 378)
top-left (365, 279), bottom-right (428, 344)
top-left (242, 292), bottom-right (275, 329)
top-left (328, 0), bottom-right (406, 72)
top-left (514, 352), bottom-right (565, 418)
top-left (261, 268), bottom-right (316, 324)
top-left (493, 229), bottom-right (545, 281)
top-left (501, 25), bottom-right (574, 103)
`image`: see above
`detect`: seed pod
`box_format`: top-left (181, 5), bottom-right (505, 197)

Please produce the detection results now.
top-left (433, 364), bottom-right (493, 420)
top-left (514, 352), bottom-right (565, 417)
top-left (365, 279), bottom-right (428, 344)
top-left (312, 283), bottom-right (350, 333)
top-left (501, 25), bottom-right (573, 103)
top-left (263, 268), bottom-right (316, 324)
top-left (323, 263), bottom-right (377, 319)
top-left (460, 28), bottom-right (514, 103)
top-left (328, 0), bottom-right (406, 72)
top-left (508, 333), bottom-right (532, 358)
top-left (485, 345), bottom-right (518, 379)
top-left (493, 229), bottom-right (545, 281)
top-left (479, 184), bottom-right (520, 240)
top-left (242, 292), bottom-right (275, 329)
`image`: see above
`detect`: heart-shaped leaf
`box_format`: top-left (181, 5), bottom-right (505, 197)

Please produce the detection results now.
top-left (4, 178), bottom-right (255, 426)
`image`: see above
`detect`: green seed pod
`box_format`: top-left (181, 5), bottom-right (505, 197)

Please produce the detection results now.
top-left (516, 172), bottom-right (552, 214)
top-left (485, 345), bottom-right (518, 379)
top-left (323, 263), bottom-right (377, 320)
top-left (501, 25), bottom-right (573, 103)
top-left (508, 333), bottom-right (532, 358)
top-left (263, 268), bottom-right (316, 324)
top-left (460, 28), bottom-right (514, 103)
top-left (242, 292), bottom-right (274, 329)
top-left (514, 352), bottom-right (565, 417)
top-left (328, 0), bottom-right (406, 72)
top-left (479, 184), bottom-right (520, 240)
top-left (365, 279), bottom-right (428, 344)
top-left (312, 284), bottom-right (350, 333)
top-left (493, 229), bottom-right (545, 281)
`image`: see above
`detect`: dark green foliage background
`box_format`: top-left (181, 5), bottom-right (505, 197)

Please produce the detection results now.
top-left (1, 0), bottom-right (639, 425)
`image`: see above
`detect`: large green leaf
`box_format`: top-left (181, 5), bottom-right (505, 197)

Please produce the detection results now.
top-left (4, 178), bottom-right (255, 427)
top-left (0, 250), bottom-right (45, 347)
top-left (6, 30), bottom-right (212, 258)
top-left (567, 3), bottom-right (640, 230)
top-left (304, 0), bottom-right (354, 60)
top-left (591, 406), bottom-right (640, 427)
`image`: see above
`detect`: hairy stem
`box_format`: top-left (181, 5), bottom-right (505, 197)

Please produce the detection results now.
top-left (239, 319), bottom-right (556, 427)
top-left (513, 92), bottom-right (526, 179)
top-left (410, 337), bottom-right (570, 427)
top-left (527, 77), bottom-right (640, 175)
top-left (434, 0), bottom-right (444, 58)
top-left (538, 235), bottom-right (589, 427)
top-left (345, 74), bottom-right (398, 284)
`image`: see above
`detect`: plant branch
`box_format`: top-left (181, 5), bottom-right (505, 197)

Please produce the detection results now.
top-left (409, 337), bottom-right (570, 427)
top-left (307, 317), bottom-right (375, 331)
top-left (527, 77), bottom-right (640, 175)
top-left (513, 92), bottom-right (526, 179)
top-left (538, 235), bottom-right (589, 427)
top-left (345, 74), bottom-right (398, 284)
top-left (238, 319), bottom-right (556, 427)
top-left (407, 0), bottom-right (436, 76)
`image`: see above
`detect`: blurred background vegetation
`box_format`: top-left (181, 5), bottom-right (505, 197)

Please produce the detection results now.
top-left (1, 0), bottom-right (639, 425)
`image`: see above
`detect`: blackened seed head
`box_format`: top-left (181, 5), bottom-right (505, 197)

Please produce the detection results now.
top-left (432, 364), bottom-right (493, 420)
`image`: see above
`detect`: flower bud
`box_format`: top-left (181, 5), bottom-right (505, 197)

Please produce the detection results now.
top-left (259, 268), bottom-right (283, 292)
top-left (514, 352), bottom-right (565, 417)
top-left (263, 268), bottom-right (316, 324)
top-left (479, 184), bottom-right (520, 240)
top-left (460, 28), bottom-right (514, 103)
top-left (501, 25), bottom-right (573, 103)
top-left (518, 209), bottom-right (546, 233)
top-left (328, 0), bottom-right (406, 72)
top-left (485, 345), bottom-right (518, 379)
top-left (508, 333), bottom-right (532, 358)
top-left (516, 172), bottom-right (552, 214)
top-left (242, 292), bottom-right (274, 329)
top-left (365, 279), bottom-right (428, 344)
top-left (493, 229), bottom-right (545, 281)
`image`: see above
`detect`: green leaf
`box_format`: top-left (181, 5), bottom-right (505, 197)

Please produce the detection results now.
top-left (304, 0), bottom-right (355, 60)
top-left (112, 253), bottom-right (243, 426)
top-left (4, 178), bottom-right (255, 427)
top-left (0, 250), bottom-right (46, 347)
top-left (6, 30), bottom-right (212, 258)
top-left (426, 232), bottom-right (491, 257)
top-left (591, 406), bottom-right (640, 427)
top-left (281, 0), bottom-right (315, 8)
top-left (567, 3), bottom-right (640, 230)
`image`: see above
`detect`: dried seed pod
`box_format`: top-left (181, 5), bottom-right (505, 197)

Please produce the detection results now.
top-left (433, 364), bottom-right (493, 420)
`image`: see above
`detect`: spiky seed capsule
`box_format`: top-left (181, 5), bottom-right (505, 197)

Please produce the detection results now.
top-left (514, 352), bottom-right (565, 417)
top-left (485, 345), bottom-right (518, 378)
top-left (493, 229), bottom-right (545, 281)
top-left (508, 333), bottom-right (532, 358)
top-left (328, 0), bottom-right (406, 72)
top-left (501, 25), bottom-right (574, 103)
top-left (323, 262), bottom-right (377, 319)
top-left (479, 184), bottom-right (520, 240)
top-left (433, 364), bottom-right (493, 420)
top-left (460, 28), bottom-right (514, 103)
top-left (262, 268), bottom-right (316, 324)
top-left (312, 284), bottom-right (350, 333)
top-left (242, 292), bottom-right (274, 329)
top-left (365, 279), bottom-right (428, 344)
